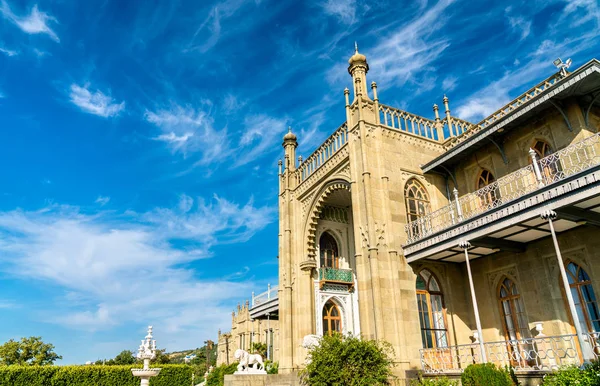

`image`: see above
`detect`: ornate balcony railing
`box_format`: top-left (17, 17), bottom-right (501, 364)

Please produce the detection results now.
top-left (298, 123), bottom-right (348, 182)
top-left (251, 284), bottom-right (278, 307)
top-left (405, 132), bottom-right (600, 245)
top-left (379, 104), bottom-right (439, 140)
top-left (318, 267), bottom-right (354, 287)
top-left (420, 333), bottom-right (599, 373)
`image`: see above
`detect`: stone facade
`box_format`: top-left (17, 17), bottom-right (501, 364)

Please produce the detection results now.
top-left (221, 50), bottom-right (600, 382)
top-left (217, 301), bottom-right (280, 366)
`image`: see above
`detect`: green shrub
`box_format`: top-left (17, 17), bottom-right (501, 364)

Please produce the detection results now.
top-left (461, 363), bottom-right (514, 386)
top-left (0, 364), bottom-right (192, 386)
top-left (265, 360), bottom-right (278, 374)
top-left (206, 362), bottom-right (238, 386)
top-left (300, 334), bottom-right (395, 386)
top-left (542, 361), bottom-right (600, 386)
top-left (410, 376), bottom-right (458, 386)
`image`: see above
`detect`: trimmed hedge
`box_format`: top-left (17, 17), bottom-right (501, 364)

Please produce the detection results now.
top-left (461, 363), bottom-right (514, 386)
top-left (0, 364), bottom-right (193, 386)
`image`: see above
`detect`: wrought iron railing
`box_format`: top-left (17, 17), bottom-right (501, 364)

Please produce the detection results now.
top-left (251, 284), bottom-right (278, 307)
top-left (379, 104), bottom-right (439, 140)
top-left (405, 132), bottom-right (600, 244)
top-left (319, 267), bottom-right (353, 283)
top-left (298, 123), bottom-right (348, 182)
top-left (420, 333), bottom-right (599, 373)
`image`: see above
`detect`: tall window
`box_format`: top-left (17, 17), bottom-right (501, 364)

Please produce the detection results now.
top-left (416, 269), bottom-right (448, 348)
top-left (498, 277), bottom-right (530, 341)
top-left (405, 179), bottom-right (430, 223)
top-left (322, 300), bottom-right (342, 336)
top-left (320, 232), bottom-right (339, 268)
top-left (532, 140), bottom-right (553, 158)
top-left (565, 261), bottom-right (600, 333)
top-left (477, 169), bottom-right (497, 207)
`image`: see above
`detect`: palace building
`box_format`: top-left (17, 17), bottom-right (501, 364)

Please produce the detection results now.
top-left (217, 49), bottom-right (600, 382)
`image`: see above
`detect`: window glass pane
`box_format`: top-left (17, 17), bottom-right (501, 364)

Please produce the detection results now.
top-left (429, 277), bottom-right (440, 292)
top-left (580, 268), bottom-right (591, 282)
top-left (416, 276), bottom-right (426, 290)
top-left (582, 284), bottom-right (597, 302)
top-left (421, 270), bottom-right (431, 283)
top-left (567, 263), bottom-right (578, 281)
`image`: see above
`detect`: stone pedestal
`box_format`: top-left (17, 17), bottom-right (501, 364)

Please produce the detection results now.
top-left (224, 373), bottom-right (300, 386)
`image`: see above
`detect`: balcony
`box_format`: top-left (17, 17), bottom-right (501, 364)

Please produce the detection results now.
top-left (318, 267), bottom-right (354, 291)
top-left (249, 284), bottom-right (278, 320)
top-left (405, 132), bottom-right (600, 250)
top-left (420, 333), bottom-right (600, 374)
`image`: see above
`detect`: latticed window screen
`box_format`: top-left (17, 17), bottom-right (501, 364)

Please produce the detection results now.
top-left (416, 269), bottom-right (448, 349)
top-left (319, 232), bottom-right (340, 268)
top-left (565, 261), bottom-right (600, 333)
top-left (498, 277), bottom-right (530, 341)
top-left (405, 179), bottom-right (430, 224)
top-left (322, 300), bottom-right (342, 336)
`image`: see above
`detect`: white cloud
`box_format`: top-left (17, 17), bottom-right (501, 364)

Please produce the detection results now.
top-left (0, 195), bottom-right (274, 333)
top-left (69, 84), bottom-right (125, 118)
top-left (145, 104), bottom-right (230, 163)
top-left (0, 46), bottom-right (18, 56)
top-left (442, 76), bottom-right (457, 92)
top-left (562, 0), bottom-right (600, 28)
top-left (322, 0), bottom-right (356, 25)
top-left (234, 114), bottom-right (287, 167)
top-left (506, 14), bottom-right (531, 40)
top-left (95, 196), bottom-right (110, 206)
top-left (0, 1), bottom-right (59, 42)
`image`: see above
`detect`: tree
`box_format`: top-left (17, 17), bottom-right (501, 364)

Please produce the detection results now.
top-left (0, 336), bottom-right (62, 366)
top-left (300, 334), bottom-right (395, 386)
top-left (250, 342), bottom-right (267, 359)
top-left (151, 348), bottom-right (171, 365)
top-left (113, 350), bottom-right (136, 365)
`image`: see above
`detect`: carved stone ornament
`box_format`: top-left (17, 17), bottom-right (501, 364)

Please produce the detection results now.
top-left (233, 349), bottom-right (266, 374)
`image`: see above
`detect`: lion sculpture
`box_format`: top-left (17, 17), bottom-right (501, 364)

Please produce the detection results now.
top-left (234, 349), bottom-right (265, 373)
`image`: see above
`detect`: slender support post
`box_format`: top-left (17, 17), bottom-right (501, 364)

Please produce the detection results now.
top-left (266, 313), bottom-right (271, 361)
top-left (453, 188), bottom-right (463, 221)
top-left (459, 240), bottom-right (487, 363)
top-left (529, 148), bottom-right (545, 188)
top-left (267, 283), bottom-right (271, 300)
top-left (541, 210), bottom-right (595, 362)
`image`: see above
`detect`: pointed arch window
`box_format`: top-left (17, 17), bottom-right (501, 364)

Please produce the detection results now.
top-left (498, 277), bottom-right (530, 341)
top-left (531, 139), bottom-right (559, 182)
top-left (405, 179), bottom-right (430, 224)
top-left (322, 300), bottom-right (342, 336)
top-left (532, 140), bottom-right (553, 158)
top-left (319, 232), bottom-right (339, 269)
top-left (565, 261), bottom-right (600, 333)
top-left (477, 169), bottom-right (498, 207)
top-left (416, 269), bottom-right (448, 348)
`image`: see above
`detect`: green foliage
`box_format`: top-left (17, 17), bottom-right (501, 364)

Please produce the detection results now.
top-left (0, 337), bottom-right (62, 366)
top-left (410, 376), bottom-right (459, 386)
top-left (112, 350), bottom-right (136, 365)
top-left (300, 334), bottom-right (395, 386)
top-left (151, 349), bottom-right (171, 365)
top-left (542, 361), bottom-right (600, 386)
top-left (461, 363), bottom-right (514, 386)
top-left (250, 342), bottom-right (267, 358)
top-left (265, 360), bottom-right (278, 375)
top-left (0, 364), bottom-right (192, 386)
top-left (206, 362), bottom-right (238, 386)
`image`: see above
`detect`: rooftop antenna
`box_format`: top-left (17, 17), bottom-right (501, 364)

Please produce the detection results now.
top-left (553, 57), bottom-right (572, 77)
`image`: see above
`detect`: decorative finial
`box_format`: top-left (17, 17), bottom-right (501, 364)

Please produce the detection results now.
top-left (354, 41), bottom-right (358, 53)
top-left (288, 126), bottom-right (292, 133)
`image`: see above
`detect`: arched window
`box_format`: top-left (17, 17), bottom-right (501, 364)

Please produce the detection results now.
top-left (498, 277), bottom-right (530, 341)
top-left (531, 139), bottom-right (558, 182)
top-left (565, 261), bottom-right (600, 332)
top-left (477, 169), bottom-right (497, 207)
top-left (319, 232), bottom-right (339, 269)
top-left (416, 269), bottom-right (448, 348)
top-left (405, 179), bottom-right (430, 224)
top-left (322, 300), bottom-right (342, 336)
top-left (532, 140), bottom-right (553, 158)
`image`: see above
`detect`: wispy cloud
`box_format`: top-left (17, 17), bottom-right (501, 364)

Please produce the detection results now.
top-left (0, 195), bottom-right (274, 332)
top-left (145, 104), bottom-right (230, 163)
top-left (322, 0), bottom-right (357, 25)
top-left (95, 196), bottom-right (110, 206)
top-left (442, 76), bottom-right (457, 92)
top-left (0, 46), bottom-right (18, 56)
top-left (0, 1), bottom-right (59, 42)
top-left (506, 10), bottom-right (531, 40)
top-left (69, 84), bottom-right (125, 118)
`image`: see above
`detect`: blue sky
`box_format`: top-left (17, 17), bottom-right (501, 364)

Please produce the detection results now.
top-left (0, 0), bottom-right (597, 364)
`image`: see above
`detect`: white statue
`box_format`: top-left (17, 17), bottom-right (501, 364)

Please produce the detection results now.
top-left (302, 335), bottom-right (321, 365)
top-left (233, 349), bottom-right (266, 374)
